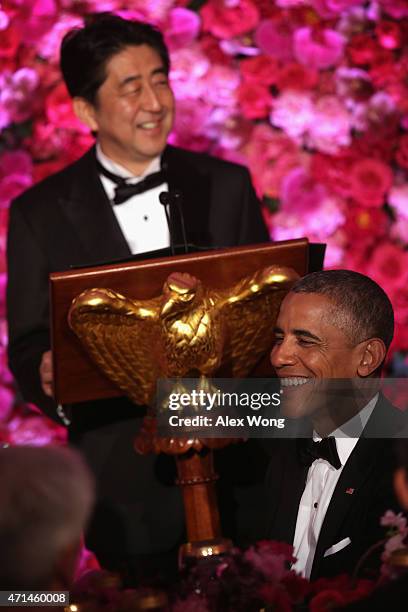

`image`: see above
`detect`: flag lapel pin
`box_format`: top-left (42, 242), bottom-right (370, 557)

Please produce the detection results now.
top-left (345, 487), bottom-right (355, 495)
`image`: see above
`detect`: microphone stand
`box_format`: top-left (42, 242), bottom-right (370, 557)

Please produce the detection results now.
top-left (159, 190), bottom-right (189, 255)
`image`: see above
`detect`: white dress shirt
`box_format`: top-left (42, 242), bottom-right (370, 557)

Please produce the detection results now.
top-left (292, 394), bottom-right (379, 578)
top-left (96, 144), bottom-right (170, 254)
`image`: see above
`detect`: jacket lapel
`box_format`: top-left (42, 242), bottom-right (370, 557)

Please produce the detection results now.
top-left (163, 145), bottom-right (212, 247)
top-left (311, 436), bottom-right (382, 578)
top-left (59, 147), bottom-right (132, 265)
top-left (310, 395), bottom-right (400, 579)
top-left (267, 440), bottom-right (309, 545)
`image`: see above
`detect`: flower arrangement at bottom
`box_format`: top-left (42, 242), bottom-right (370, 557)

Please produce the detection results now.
top-left (68, 540), bottom-right (384, 612)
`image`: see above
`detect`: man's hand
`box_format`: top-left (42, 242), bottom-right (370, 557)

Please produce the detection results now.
top-left (39, 350), bottom-right (53, 397)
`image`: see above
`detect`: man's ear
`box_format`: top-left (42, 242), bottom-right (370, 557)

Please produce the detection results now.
top-left (356, 338), bottom-right (386, 377)
top-left (394, 467), bottom-right (408, 510)
top-left (73, 97), bottom-right (98, 132)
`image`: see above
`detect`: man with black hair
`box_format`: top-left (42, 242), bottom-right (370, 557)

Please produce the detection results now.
top-left (266, 269), bottom-right (404, 581)
top-left (7, 14), bottom-right (268, 580)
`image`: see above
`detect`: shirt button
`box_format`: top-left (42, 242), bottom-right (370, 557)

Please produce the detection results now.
top-left (314, 502), bottom-right (318, 509)
top-left (143, 215), bottom-right (149, 221)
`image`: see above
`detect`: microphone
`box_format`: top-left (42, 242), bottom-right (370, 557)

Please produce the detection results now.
top-left (159, 190), bottom-right (189, 255)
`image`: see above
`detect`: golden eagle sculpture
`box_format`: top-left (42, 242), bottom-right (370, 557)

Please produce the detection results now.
top-left (68, 265), bottom-right (299, 406)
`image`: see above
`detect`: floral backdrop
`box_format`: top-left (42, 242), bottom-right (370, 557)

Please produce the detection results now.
top-left (0, 0), bottom-right (407, 444)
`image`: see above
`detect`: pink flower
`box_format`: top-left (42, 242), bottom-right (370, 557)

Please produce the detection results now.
top-left (244, 540), bottom-right (294, 581)
top-left (8, 414), bottom-right (66, 446)
top-left (255, 17), bottom-right (294, 61)
top-left (201, 65), bottom-right (239, 108)
top-left (36, 14), bottom-right (83, 61)
top-left (390, 218), bottom-right (408, 244)
top-left (350, 158), bottom-right (393, 207)
top-left (0, 386), bottom-right (14, 422)
top-left (170, 98), bottom-right (212, 151)
top-left (294, 27), bottom-right (345, 70)
top-left (0, 68), bottom-right (39, 125)
top-left (45, 82), bottom-right (89, 131)
top-left (220, 37), bottom-right (259, 56)
top-left (276, 0), bottom-right (308, 6)
top-left (207, 110), bottom-right (252, 150)
top-left (238, 82), bottom-right (273, 119)
top-left (381, 510), bottom-right (408, 532)
top-left (0, 10), bottom-right (9, 30)
top-left (170, 46), bottom-right (210, 100)
top-left (201, 0), bottom-right (260, 39)
top-left (379, 0), bottom-right (408, 18)
top-left (270, 92), bottom-right (314, 141)
top-left (311, 0), bottom-right (362, 18)
top-left (245, 124), bottom-right (302, 198)
top-left (280, 167), bottom-right (327, 214)
top-left (119, 0), bottom-right (174, 22)
top-left (15, 0), bottom-right (58, 44)
top-left (273, 166), bottom-right (345, 249)
top-left (27, 122), bottom-right (70, 160)
top-left (307, 96), bottom-right (351, 154)
top-left (164, 8), bottom-right (201, 51)
top-left (389, 185), bottom-right (408, 220)
top-left (383, 533), bottom-right (406, 557)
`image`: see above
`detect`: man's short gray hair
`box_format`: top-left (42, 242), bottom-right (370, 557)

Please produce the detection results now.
top-left (0, 445), bottom-right (94, 590)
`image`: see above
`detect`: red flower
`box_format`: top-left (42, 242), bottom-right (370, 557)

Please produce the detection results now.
top-left (311, 151), bottom-right (356, 198)
top-left (367, 242), bottom-right (408, 294)
top-left (258, 584), bottom-right (292, 611)
top-left (282, 571), bottom-right (310, 602)
top-left (240, 55), bottom-right (279, 86)
top-left (344, 206), bottom-right (389, 247)
top-left (350, 158), bottom-right (393, 207)
top-left (201, 0), bottom-right (260, 39)
top-left (276, 62), bottom-right (318, 91)
top-left (396, 134), bottom-right (408, 169)
top-left (348, 34), bottom-right (392, 66)
top-left (238, 82), bottom-right (274, 119)
top-left (200, 34), bottom-right (229, 65)
top-left (354, 124), bottom-right (399, 164)
top-left (0, 23), bottom-right (20, 61)
top-left (310, 590), bottom-right (345, 612)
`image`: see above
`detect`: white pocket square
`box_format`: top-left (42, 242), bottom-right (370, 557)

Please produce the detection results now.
top-left (324, 537), bottom-right (351, 558)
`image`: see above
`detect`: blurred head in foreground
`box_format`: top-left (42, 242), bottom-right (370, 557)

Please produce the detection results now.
top-left (0, 445), bottom-right (94, 590)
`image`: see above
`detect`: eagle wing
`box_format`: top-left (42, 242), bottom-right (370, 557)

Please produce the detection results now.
top-left (68, 288), bottom-right (163, 406)
top-left (218, 266), bottom-right (299, 377)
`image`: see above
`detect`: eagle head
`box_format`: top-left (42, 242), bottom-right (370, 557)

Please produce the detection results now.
top-left (161, 272), bottom-right (201, 318)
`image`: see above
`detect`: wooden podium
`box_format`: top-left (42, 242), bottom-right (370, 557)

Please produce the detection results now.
top-left (50, 238), bottom-right (323, 556)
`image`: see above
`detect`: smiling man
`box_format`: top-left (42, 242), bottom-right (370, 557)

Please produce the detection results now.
top-left (265, 269), bottom-right (404, 581)
top-left (6, 13), bottom-right (268, 580)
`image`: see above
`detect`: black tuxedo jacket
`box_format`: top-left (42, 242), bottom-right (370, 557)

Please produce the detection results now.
top-left (264, 395), bottom-right (404, 581)
top-left (6, 144), bottom-right (269, 569)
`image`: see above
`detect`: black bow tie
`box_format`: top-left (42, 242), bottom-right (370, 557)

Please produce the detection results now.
top-left (298, 437), bottom-right (341, 470)
top-left (97, 160), bottom-right (167, 205)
